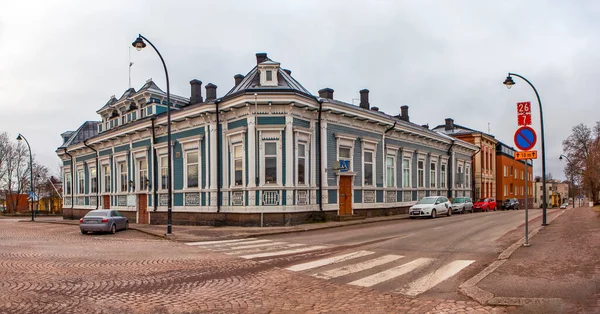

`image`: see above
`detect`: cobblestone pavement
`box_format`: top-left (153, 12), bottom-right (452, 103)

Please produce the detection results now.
top-left (0, 220), bottom-right (512, 314)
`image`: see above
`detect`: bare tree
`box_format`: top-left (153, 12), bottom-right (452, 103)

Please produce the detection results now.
top-left (562, 122), bottom-right (600, 203)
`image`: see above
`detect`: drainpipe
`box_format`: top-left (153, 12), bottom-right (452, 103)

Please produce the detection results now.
top-left (446, 139), bottom-right (455, 199)
top-left (216, 99), bottom-right (222, 213)
top-left (83, 140), bottom-right (99, 209)
top-left (317, 99), bottom-right (323, 211)
top-left (63, 148), bottom-right (74, 210)
top-left (384, 121), bottom-right (396, 134)
top-left (150, 116), bottom-right (158, 212)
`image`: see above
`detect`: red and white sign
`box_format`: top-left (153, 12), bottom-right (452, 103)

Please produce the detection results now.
top-left (517, 101), bottom-right (532, 126)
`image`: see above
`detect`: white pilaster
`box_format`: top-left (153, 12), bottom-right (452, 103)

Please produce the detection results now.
top-left (248, 116), bottom-right (256, 206)
top-left (285, 115), bottom-right (293, 188)
top-left (209, 115), bottom-right (218, 207)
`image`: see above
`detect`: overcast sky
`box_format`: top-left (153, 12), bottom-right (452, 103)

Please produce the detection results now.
top-left (1, 0), bottom-right (598, 180)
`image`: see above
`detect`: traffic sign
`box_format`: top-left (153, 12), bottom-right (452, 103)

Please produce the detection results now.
top-left (514, 126), bottom-right (537, 151)
top-left (514, 150), bottom-right (538, 160)
top-left (517, 102), bottom-right (532, 126)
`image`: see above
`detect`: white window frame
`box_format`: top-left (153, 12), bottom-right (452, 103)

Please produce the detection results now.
top-left (101, 160), bottom-right (111, 194)
top-left (77, 166), bottom-right (85, 195)
top-left (138, 158), bottom-right (148, 191)
top-left (118, 161), bottom-right (128, 193)
top-left (64, 170), bottom-right (72, 195)
top-left (440, 162), bottom-right (447, 189)
top-left (504, 184), bottom-right (507, 197)
top-left (402, 150), bottom-right (413, 188)
top-left (257, 127), bottom-right (283, 187)
top-left (504, 165), bottom-right (507, 177)
top-left (262, 141), bottom-right (280, 185)
top-left (385, 146), bottom-right (399, 188)
top-left (185, 150), bottom-right (199, 189)
top-left (429, 161), bottom-right (437, 188)
top-left (457, 163), bottom-right (464, 188)
top-left (465, 165), bottom-right (471, 189)
top-left (159, 155), bottom-right (168, 191)
top-left (89, 163), bottom-right (98, 194)
top-left (295, 132), bottom-right (310, 186)
top-left (361, 138), bottom-right (378, 188)
top-left (335, 134), bottom-right (357, 173)
top-left (417, 159), bottom-right (425, 188)
top-left (363, 150), bottom-right (375, 187)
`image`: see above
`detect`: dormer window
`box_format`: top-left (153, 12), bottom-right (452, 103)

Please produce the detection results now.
top-left (258, 60), bottom-right (280, 87)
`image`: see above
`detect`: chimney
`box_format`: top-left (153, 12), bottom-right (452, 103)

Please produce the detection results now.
top-left (256, 52), bottom-right (268, 65)
top-left (189, 79), bottom-right (203, 104)
top-left (318, 88), bottom-right (334, 99)
top-left (371, 107), bottom-right (379, 111)
top-left (283, 69), bottom-right (292, 75)
top-left (234, 74), bottom-right (244, 86)
top-left (445, 118), bottom-right (454, 131)
top-left (421, 124), bottom-right (429, 129)
top-left (359, 89), bottom-right (369, 110)
top-left (400, 105), bottom-right (409, 122)
top-left (205, 83), bottom-right (217, 101)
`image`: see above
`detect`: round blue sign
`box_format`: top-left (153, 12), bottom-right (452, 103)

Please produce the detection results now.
top-left (514, 126), bottom-right (537, 151)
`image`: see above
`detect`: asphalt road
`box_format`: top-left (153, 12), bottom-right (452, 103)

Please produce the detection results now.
top-left (196, 209), bottom-right (562, 301)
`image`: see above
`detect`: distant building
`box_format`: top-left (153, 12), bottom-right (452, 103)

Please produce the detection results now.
top-left (494, 142), bottom-right (533, 208)
top-left (534, 180), bottom-right (569, 208)
top-left (57, 53), bottom-right (478, 226)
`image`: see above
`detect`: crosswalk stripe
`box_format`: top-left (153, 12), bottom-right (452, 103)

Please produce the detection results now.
top-left (312, 255), bottom-right (404, 280)
top-left (227, 241), bottom-right (289, 250)
top-left (226, 243), bottom-right (306, 255)
top-left (203, 239), bottom-right (275, 249)
top-left (239, 245), bottom-right (328, 259)
top-left (185, 238), bottom-right (256, 246)
top-left (286, 251), bottom-right (375, 272)
top-left (348, 257), bottom-right (434, 287)
top-left (398, 260), bottom-right (475, 296)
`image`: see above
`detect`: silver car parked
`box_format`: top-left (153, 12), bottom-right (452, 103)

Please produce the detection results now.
top-left (79, 209), bottom-right (129, 234)
top-left (409, 196), bottom-right (452, 219)
top-left (451, 197), bottom-right (474, 214)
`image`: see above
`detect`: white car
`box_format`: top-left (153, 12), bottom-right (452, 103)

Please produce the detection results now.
top-left (559, 203), bottom-right (568, 209)
top-left (409, 196), bottom-right (452, 219)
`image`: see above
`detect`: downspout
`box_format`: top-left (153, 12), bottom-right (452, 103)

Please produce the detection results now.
top-left (151, 116), bottom-right (158, 212)
top-left (446, 140), bottom-right (455, 199)
top-left (384, 121), bottom-right (396, 134)
top-left (63, 148), bottom-right (74, 210)
top-left (83, 140), bottom-right (99, 209)
top-left (216, 99), bottom-right (222, 213)
top-left (317, 99), bottom-right (323, 211)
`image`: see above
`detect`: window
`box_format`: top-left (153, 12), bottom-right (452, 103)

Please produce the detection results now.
top-left (65, 172), bottom-right (72, 195)
top-left (457, 164), bottom-right (463, 187)
top-left (417, 160), bottom-right (425, 188)
top-left (402, 158), bottom-right (411, 188)
top-left (297, 143), bottom-right (306, 185)
top-left (504, 165), bottom-right (507, 177)
top-left (510, 183), bottom-right (514, 194)
top-left (233, 145), bottom-right (243, 186)
top-left (140, 107), bottom-right (146, 118)
top-left (430, 162), bottom-right (436, 188)
top-left (440, 163), bottom-right (447, 188)
top-left (504, 185), bottom-right (507, 197)
top-left (264, 142), bottom-right (277, 184)
top-left (119, 162), bottom-right (127, 192)
top-left (160, 156), bottom-right (168, 190)
top-left (186, 152), bottom-right (199, 188)
top-left (90, 166), bottom-right (97, 194)
top-left (77, 168), bottom-right (84, 194)
top-left (386, 156), bottom-right (395, 187)
top-left (103, 165), bottom-right (110, 193)
top-left (121, 115), bottom-right (126, 125)
top-left (138, 159), bottom-right (148, 190)
top-left (339, 147), bottom-right (351, 168)
top-left (510, 166), bottom-right (513, 176)
top-left (266, 70), bottom-right (273, 81)
top-left (364, 151), bottom-right (374, 186)
top-left (465, 166), bottom-right (470, 188)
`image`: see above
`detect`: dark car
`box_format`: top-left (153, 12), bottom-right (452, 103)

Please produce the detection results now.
top-left (79, 209), bottom-right (129, 234)
top-left (502, 198), bottom-right (520, 210)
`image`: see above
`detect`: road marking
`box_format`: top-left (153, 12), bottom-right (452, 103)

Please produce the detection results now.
top-left (348, 258), bottom-right (434, 287)
top-left (195, 239), bottom-right (273, 248)
top-left (433, 227), bottom-right (444, 230)
top-left (398, 259), bottom-right (475, 296)
top-left (226, 241), bottom-right (289, 250)
top-left (185, 238), bottom-right (257, 246)
top-left (239, 245), bottom-right (327, 259)
top-left (312, 255), bottom-right (404, 280)
top-left (286, 251), bottom-right (375, 272)
top-left (227, 243), bottom-right (306, 255)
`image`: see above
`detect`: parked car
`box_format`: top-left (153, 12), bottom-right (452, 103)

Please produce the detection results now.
top-left (473, 198), bottom-right (497, 212)
top-left (559, 202), bottom-right (569, 209)
top-left (79, 209), bottom-right (129, 234)
top-left (502, 198), bottom-right (520, 210)
top-left (409, 196), bottom-right (452, 219)
top-left (451, 197), bottom-right (473, 214)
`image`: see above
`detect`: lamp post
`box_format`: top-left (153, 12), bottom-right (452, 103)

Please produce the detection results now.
top-left (132, 34), bottom-right (173, 236)
top-left (16, 133), bottom-right (34, 222)
top-left (503, 73), bottom-right (548, 225)
top-left (559, 154), bottom-right (576, 208)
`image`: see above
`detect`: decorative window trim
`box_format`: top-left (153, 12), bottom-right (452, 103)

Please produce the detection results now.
top-left (137, 158), bottom-right (149, 191)
top-left (183, 150), bottom-right (200, 190)
top-left (417, 156), bottom-right (426, 188)
top-left (226, 127), bottom-right (248, 189)
top-left (296, 140), bottom-right (308, 186)
top-left (336, 134), bottom-right (357, 173)
top-left (259, 134), bottom-right (282, 186)
top-left (402, 157), bottom-right (412, 188)
top-left (440, 162), bottom-right (447, 189)
top-left (430, 160), bottom-right (437, 188)
top-left (362, 145), bottom-right (376, 187)
top-left (88, 163), bottom-right (98, 194)
top-left (385, 154), bottom-right (396, 188)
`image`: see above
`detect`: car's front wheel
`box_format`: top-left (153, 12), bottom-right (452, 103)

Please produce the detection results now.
top-left (81, 230), bottom-right (87, 235)
top-left (461, 207), bottom-right (465, 214)
top-left (431, 209), bottom-right (437, 219)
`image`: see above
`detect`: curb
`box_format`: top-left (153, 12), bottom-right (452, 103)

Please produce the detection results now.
top-left (459, 208), bottom-right (568, 307)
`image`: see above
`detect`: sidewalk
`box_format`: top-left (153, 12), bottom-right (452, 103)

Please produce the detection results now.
top-left (461, 206), bottom-right (600, 313)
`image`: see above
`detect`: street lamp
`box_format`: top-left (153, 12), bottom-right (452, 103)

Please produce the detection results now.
top-left (16, 133), bottom-right (34, 222)
top-left (503, 73), bottom-right (548, 225)
top-left (132, 34), bottom-right (173, 236)
top-left (559, 154), bottom-right (576, 208)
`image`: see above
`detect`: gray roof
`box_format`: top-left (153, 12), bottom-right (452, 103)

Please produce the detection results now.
top-left (223, 65), bottom-right (312, 99)
top-left (58, 121), bottom-right (99, 149)
top-left (432, 123), bottom-right (495, 138)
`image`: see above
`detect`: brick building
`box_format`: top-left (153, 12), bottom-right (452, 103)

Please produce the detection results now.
top-left (495, 142), bottom-right (533, 207)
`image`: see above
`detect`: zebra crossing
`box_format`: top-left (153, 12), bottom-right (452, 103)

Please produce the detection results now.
top-left (186, 238), bottom-right (475, 296)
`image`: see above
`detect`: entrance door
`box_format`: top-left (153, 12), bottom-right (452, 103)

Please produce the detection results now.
top-left (338, 176), bottom-right (353, 215)
top-left (103, 195), bottom-right (110, 209)
top-left (138, 194), bottom-right (148, 224)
